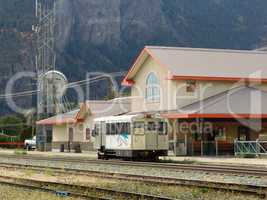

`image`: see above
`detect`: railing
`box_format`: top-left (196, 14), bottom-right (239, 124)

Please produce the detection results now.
top-left (234, 140), bottom-right (267, 156)
top-left (0, 142), bottom-right (24, 148)
top-left (169, 140), bottom-right (234, 156)
top-left (192, 141), bottom-right (234, 156)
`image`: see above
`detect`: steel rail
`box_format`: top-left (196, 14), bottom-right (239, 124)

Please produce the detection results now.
top-left (0, 162), bottom-right (265, 198)
top-left (1, 153), bottom-right (267, 177)
top-left (0, 174), bottom-right (174, 200)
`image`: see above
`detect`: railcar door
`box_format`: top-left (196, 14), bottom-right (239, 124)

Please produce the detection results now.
top-left (94, 122), bottom-right (106, 150)
top-left (133, 121), bottom-right (145, 149)
top-left (146, 121), bottom-right (158, 150)
top-left (157, 121), bottom-right (168, 150)
top-left (94, 123), bottom-right (101, 149)
top-left (100, 121), bottom-right (106, 148)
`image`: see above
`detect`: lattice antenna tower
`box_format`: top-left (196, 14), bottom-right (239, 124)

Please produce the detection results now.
top-left (35, 0), bottom-right (56, 75)
top-left (34, 0), bottom-right (60, 151)
top-left (35, 0), bottom-right (58, 117)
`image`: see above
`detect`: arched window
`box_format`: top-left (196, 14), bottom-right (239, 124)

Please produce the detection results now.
top-left (146, 72), bottom-right (160, 102)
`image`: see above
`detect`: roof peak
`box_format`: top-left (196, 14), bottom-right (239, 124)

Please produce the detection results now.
top-left (145, 45), bottom-right (267, 55)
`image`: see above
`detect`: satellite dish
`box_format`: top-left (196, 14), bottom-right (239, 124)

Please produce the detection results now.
top-left (39, 70), bottom-right (68, 97)
top-left (38, 70), bottom-right (68, 114)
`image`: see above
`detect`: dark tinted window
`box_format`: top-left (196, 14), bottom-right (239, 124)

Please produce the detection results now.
top-left (106, 123), bottom-right (116, 135)
top-left (106, 123), bottom-right (131, 135)
top-left (117, 123), bottom-right (130, 135)
top-left (158, 122), bottom-right (168, 135)
top-left (147, 122), bottom-right (156, 131)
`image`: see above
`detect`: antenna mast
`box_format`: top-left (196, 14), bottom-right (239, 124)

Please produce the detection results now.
top-left (35, 0), bottom-right (58, 151)
top-left (35, 0), bottom-right (56, 75)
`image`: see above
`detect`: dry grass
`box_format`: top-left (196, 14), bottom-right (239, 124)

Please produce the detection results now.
top-left (0, 185), bottom-right (79, 200)
top-left (88, 180), bottom-right (262, 200)
top-left (0, 167), bottom-right (263, 200)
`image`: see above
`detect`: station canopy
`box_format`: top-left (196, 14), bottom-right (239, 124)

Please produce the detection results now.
top-left (161, 86), bottom-right (267, 119)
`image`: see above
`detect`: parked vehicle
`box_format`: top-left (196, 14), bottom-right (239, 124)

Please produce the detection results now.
top-left (93, 114), bottom-right (168, 160)
top-left (24, 136), bottom-right (36, 150)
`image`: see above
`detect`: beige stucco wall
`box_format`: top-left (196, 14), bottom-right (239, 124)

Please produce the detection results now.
top-left (175, 80), bottom-right (238, 109)
top-left (130, 55), bottom-right (245, 113)
top-left (52, 125), bottom-right (68, 142)
top-left (131, 56), bottom-right (170, 112)
top-left (52, 114), bottom-right (95, 143)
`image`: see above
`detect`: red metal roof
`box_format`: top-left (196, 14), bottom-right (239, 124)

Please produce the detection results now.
top-left (36, 97), bottom-right (132, 125)
top-left (161, 86), bottom-right (267, 119)
top-left (123, 46), bottom-right (267, 86)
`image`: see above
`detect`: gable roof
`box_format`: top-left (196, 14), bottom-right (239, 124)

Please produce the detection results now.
top-left (122, 46), bottom-right (267, 86)
top-left (36, 109), bottom-right (80, 125)
top-left (161, 86), bottom-right (267, 119)
top-left (36, 97), bottom-right (131, 125)
top-left (86, 97), bottom-right (131, 118)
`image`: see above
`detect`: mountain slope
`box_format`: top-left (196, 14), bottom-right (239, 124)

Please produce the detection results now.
top-left (1, 0), bottom-right (267, 114)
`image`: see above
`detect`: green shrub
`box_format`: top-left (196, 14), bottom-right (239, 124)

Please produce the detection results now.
top-left (14, 149), bottom-right (27, 155)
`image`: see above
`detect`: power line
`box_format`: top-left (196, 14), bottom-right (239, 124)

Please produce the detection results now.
top-left (67, 71), bottom-right (127, 88)
top-left (0, 90), bottom-right (39, 99)
top-left (0, 71), bottom-right (127, 99)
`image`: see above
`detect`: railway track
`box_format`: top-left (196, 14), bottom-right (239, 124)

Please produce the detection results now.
top-left (0, 174), bottom-right (174, 200)
top-left (1, 153), bottom-right (267, 177)
top-left (0, 162), bottom-right (266, 198)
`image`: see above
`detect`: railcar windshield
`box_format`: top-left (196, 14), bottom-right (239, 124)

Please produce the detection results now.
top-left (147, 122), bottom-right (157, 131)
top-left (145, 121), bottom-right (168, 135)
top-left (134, 122), bottom-right (145, 135)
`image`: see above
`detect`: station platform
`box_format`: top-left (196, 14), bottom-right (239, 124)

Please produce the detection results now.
top-left (0, 149), bottom-right (98, 159)
top-left (0, 149), bottom-right (267, 167)
top-left (160, 156), bottom-right (267, 167)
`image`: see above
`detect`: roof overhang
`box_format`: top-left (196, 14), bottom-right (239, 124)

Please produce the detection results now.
top-left (36, 103), bottom-right (89, 126)
top-left (169, 75), bottom-right (267, 83)
top-left (122, 47), bottom-right (167, 86)
top-left (161, 113), bottom-right (267, 119)
top-left (122, 46), bottom-right (267, 86)
top-left (36, 118), bottom-right (77, 125)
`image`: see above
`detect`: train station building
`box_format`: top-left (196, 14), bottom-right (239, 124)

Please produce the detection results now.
top-left (36, 98), bottom-right (130, 152)
top-left (122, 46), bottom-right (267, 156)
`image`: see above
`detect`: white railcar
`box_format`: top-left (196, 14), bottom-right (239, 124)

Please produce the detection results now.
top-left (93, 114), bottom-right (168, 160)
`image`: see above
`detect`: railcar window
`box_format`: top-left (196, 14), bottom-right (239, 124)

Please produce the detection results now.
top-left (122, 123), bottom-right (131, 135)
top-left (134, 122), bottom-right (144, 129)
top-left (106, 124), bottom-right (111, 135)
top-left (116, 123), bottom-right (130, 135)
top-left (158, 122), bottom-right (168, 135)
top-left (106, 123), bottom-right (117, 135)
top-left (111, 123), bottom-right (116, 135)
top-left (147, 122), bottom-right (157, 131)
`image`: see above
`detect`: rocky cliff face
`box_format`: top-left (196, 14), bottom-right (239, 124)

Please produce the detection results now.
top-left (0, 0), bottom-right (35, 114)
top-left (55, 0), bottom-right (267, 80)
top-left (1, 0), bottom-right (267, 114)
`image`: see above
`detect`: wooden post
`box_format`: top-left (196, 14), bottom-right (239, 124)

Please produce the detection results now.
top-left (216, 140), bottom-right (218, 156)
top-left (185, 129), bottom-right (188, 156)
top-left (173, 119), bottom-right (178, 156)
top-left (201, 140), bottom-right (204, 156)
top-left (192, 140), bottom-right (194, 156)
